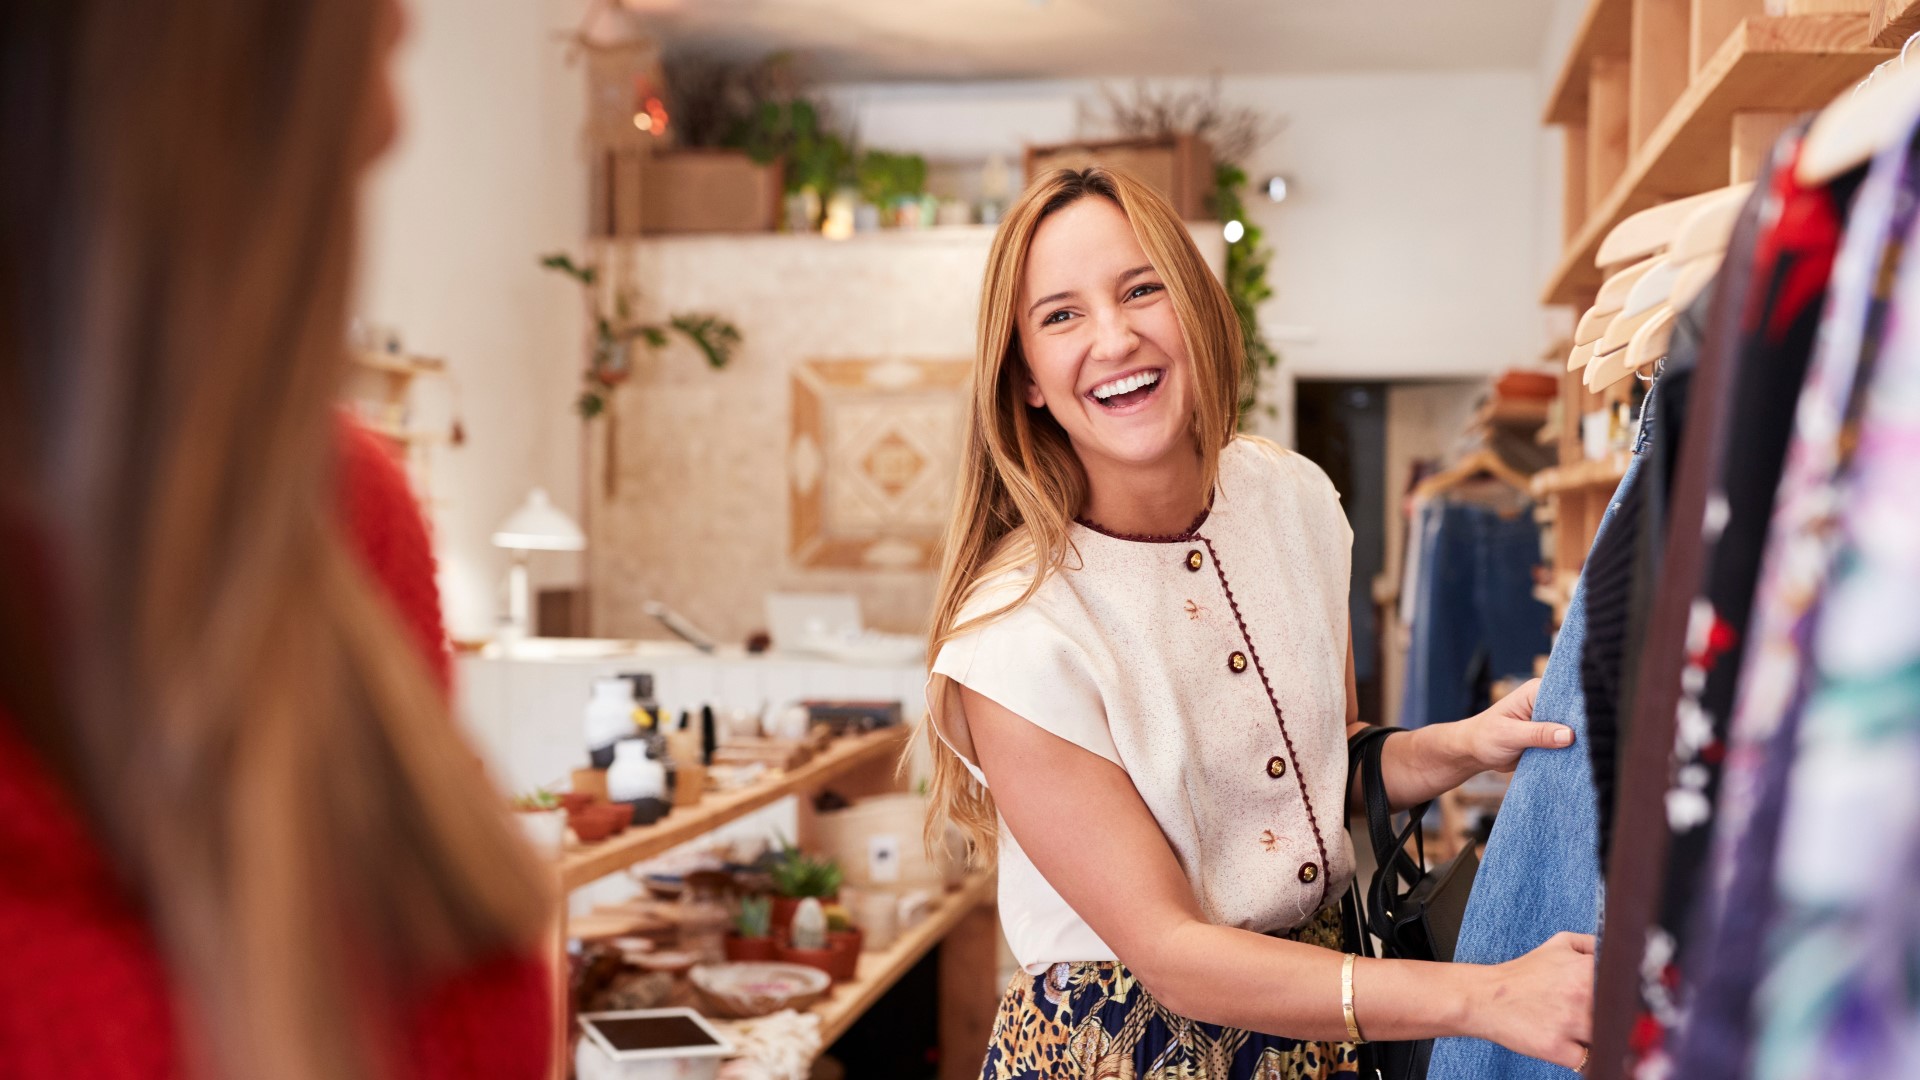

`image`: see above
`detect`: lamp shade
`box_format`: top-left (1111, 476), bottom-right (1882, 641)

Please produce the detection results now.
top-left (491, 488), bottom-right (585, 551)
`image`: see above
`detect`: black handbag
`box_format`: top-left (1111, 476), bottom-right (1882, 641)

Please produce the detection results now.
top-left (1340, 725), bottom-right (1481, 1080)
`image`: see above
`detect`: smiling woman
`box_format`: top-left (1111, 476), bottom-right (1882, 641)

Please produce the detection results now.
top-left (913, 167), bottom-right (1594, 1080)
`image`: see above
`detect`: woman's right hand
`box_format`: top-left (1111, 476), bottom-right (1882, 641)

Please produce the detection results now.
top-left (1468, 931), bottom-right (1595, 1070)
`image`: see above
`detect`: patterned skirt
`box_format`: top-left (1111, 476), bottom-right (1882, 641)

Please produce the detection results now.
top-left (978, 906), bottom-right (1361, 1080)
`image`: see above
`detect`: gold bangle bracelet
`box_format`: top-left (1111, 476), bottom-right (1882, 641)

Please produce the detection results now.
top-left (1342, 954), bottom-right (1366, 1043)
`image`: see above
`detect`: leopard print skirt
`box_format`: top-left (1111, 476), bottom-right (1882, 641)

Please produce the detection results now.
top-left (977, 906), bottom-right (1360, 1080)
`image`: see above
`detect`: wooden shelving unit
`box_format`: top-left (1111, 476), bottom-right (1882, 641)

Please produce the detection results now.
top-left (1545, 13), bottom-right (1887, 304)
top-left (1871, 0), bottom-right (1920, 45)
top-left (558, 726), bottom-right (909, 890)
top-left (810, 872), bottom-right (997, 1050)
top-left (1536, 0), bottom-right (1886, 590)
top-left (551, 725), bottom-right (998, 1080)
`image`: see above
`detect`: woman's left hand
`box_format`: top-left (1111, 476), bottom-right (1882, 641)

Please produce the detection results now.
top-left (1460, 680), bottom-right (1570, 772)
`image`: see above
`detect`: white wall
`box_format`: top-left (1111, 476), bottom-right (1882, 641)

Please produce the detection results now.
top-left (829, 72), bottom-right (1554, 386)
top-left (356, 0), bottom-right (592, 641)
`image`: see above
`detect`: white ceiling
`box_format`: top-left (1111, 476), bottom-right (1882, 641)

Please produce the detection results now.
top-left (619, 0), bottom-right (1556, 81)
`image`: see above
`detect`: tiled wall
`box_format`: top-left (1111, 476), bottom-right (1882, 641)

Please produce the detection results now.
top-left (586, 229), bottom-right (996, 643)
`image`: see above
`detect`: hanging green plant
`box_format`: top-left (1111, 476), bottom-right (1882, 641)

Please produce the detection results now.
top-left (539, 252), bottom-right (743, 419)
top-left (1211, 163), bottom-right (1279, 421)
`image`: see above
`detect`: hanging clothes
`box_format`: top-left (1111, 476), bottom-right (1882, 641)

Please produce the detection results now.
top-left (1707, 109), bottom-right (1920, 1080)
top-left (1397, 499), bottom-right (1550, 729)
top-left (1425, 443), bottom-right (1648, 1080)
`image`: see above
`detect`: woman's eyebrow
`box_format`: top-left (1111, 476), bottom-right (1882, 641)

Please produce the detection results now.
top-left (1026, 289), bottom-right (1074, 317)
top-left (1026, 265), bottom-right (1157, 318)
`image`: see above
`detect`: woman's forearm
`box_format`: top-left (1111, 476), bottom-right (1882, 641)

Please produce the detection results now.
top-left (1142, 920), bottom-right (1485, 1042)
top-left (1346, 721), bottom-right (1480, 812)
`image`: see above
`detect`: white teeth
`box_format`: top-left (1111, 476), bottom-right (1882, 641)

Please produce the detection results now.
top-left (1091, 369), bottom-right (1161, 401)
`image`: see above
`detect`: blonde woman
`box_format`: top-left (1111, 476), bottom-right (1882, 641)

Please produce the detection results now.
top-left (922, 168), bottom-right (1594, 1079)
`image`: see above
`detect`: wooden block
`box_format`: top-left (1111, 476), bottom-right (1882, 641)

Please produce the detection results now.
top-left (1565, 123), bottom-right (1591, 242)
top-left (1632, 0), bottom-right (1695, 150)
top-left (1589, 56), bottom-right (1634, 213)
top-left (1024, 135), bottom-right (1215, 219)
top-left (611, 149), bottom-right (645, 237)
top-left (1730, 110), bottom-right (1799, 180)
top-left (1695, 0), bottom-right (1770, 72)
top-left (1870, 0), bottom-right (1920, 44)
top-left (638, 150), bottom-right (782, 235)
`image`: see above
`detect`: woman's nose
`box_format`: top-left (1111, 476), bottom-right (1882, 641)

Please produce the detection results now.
top-left (1088, 308), bottom-right (1139, 365)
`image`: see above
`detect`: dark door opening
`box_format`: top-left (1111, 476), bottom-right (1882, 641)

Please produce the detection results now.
top-left (1294, 380), bottom-right (1387, 728)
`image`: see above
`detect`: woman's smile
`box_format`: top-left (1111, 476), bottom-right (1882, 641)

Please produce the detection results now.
top-left (1087, 367), bottom-right (1165, 412)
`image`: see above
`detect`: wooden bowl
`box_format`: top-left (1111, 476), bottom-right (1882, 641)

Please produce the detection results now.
top-left (688, 962), bottom-right (831, 1019)
top-left (568, 808), bottom-right (615, 844)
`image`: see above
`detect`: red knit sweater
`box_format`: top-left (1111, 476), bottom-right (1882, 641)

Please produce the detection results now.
top-left (0, 422), bottom-right (550, 1079)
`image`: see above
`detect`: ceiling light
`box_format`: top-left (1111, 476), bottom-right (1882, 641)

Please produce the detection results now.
top-left (1264, 175), bottom-right (1291, 203)
top-left (1223, 220), bottom-right (1245, 244)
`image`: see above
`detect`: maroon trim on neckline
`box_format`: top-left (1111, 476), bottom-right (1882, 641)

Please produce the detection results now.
top-left (1073, 506), bottom-right (1212, 543)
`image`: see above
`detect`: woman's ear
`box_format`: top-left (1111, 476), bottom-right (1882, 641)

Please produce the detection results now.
top-left (1023, 375), bottom-right (1046, 409)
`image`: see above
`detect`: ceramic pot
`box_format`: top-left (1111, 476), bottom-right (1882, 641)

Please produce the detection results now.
top-left (516, 809), bottom-right (566, 855)
top-left (584, 679), bottom-right (637, 769)
top-left (770, 893), bottom-right (837, 942)
top-left (772, 943), bottom-right (837, 980)
top-left (568, 807), bottom-right (615, 844)
top-left (825, 928), bottom-right (864, 981)
top-left (723, 934), bottom-right (776, 963)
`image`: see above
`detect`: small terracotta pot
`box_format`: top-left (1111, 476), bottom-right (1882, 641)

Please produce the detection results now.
top-left (771, 893), bottom-right (838, 942)
top-left (568, 807), bottom-right (615, 844)
top-left (826, 928), bottom-right (864, 981)
top-left (773, 943), bottom-right (837, 980)
top-left (723, 934), bottom-right (776, 963)
top-left (557, 791), bottom-right (593, 814)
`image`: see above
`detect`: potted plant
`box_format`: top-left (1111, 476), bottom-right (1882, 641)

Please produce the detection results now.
top-left (511, 789), bottom-right (566, 854)
top-left (823, 903), bottom-right (863, 982)
top-left (724, 895), bottom-right (776, 963)
top-left (768, 843), bottom-right (842, 942)
top-left (773, 897), bottom-right (837, 980)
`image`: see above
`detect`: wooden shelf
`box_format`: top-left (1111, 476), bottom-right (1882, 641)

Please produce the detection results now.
top-left (1530, 452), bottom-right (1631, 498)
top-left (1544, 0), bottom-right (1633, 125)
top-left (558, 727), bottom-right (910, 891)
top-left (809, 871), bottom-right (996, 1049)
top-left (353, 349), bottom-right (446, 377)
top-left (1872, 0), bottom-right (1920, 47)
top-left (1473, 397), bottom-right (1553, 429)
top-left (1544, 15), bottom-right (1886, 303)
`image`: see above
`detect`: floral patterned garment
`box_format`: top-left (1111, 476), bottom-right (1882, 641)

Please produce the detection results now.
top-left (978, 906), bottom-right (1359, 1080)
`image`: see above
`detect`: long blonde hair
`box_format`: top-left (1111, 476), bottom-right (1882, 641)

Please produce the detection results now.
top-left (0, 3), bottom-right (548, 1078)
top-left (918, 167), bottom-right (1244, 864)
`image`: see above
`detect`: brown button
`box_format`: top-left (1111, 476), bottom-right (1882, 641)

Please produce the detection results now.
top-left (1228, 651), bottom-right (1248, 673)
top-left (1298, 862), bottom-right (1320, 884)
top-left (1266, 756), bottom-right (1287, 779)
top-left (1185, 549), bottom-right (1204, 572)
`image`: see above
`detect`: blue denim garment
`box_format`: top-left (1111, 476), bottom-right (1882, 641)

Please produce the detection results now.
top-left (1399, 503), bottom-right (1552, 729)
top-left (1426, 447), bottom-right (1646, 1080)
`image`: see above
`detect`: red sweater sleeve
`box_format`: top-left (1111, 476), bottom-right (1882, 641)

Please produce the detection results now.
top-left (335, 419), bottom-right (453, 694)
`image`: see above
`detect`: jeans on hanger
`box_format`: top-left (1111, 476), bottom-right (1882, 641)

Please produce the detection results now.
top-left (1399, 503), bottom-right (1551, 729)
top-left (1426, 447), bottom-right (1647, 1080)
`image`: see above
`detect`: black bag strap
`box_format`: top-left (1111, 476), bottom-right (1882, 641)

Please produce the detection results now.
top-left (1345, 725), bottom-right (1434, 949)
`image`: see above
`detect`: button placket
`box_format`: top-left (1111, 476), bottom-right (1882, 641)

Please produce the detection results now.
top-left (1228, 651), bottom-right (1248, 673)
top-left (1265, 756), bottom-right (1287, 779)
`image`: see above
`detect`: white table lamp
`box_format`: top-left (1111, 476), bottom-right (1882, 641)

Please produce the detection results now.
top-left (491, 487), bottom-right (585, 641)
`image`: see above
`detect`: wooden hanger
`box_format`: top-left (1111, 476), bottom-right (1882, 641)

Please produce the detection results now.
top-left (1799, 49), bottom-right (1920, 186)
top-left (1622, 258), bottom-right (1681, 317)
top-left (1597, 298), bottom-right (1665, 357)
top-left (1574, 255), bottom-right (1664, 347)
top-left (1411, 447), bottom-right (1532, 503)
top-left (1566, 339), bottom-right (1597, 372)
top-left (1587, 306), bottom-right (1675, 391)
top-left (1668, 255), bottom-right (1722, 311)
top-left (1595, 184), bottom-right (1753, 268)
top-left (1669, 187), bottom-right (1749, 264)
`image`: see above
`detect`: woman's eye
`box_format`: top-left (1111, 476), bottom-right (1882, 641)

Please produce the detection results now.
top-left (1128, 283), bottom-right (1163, 300)
top-left (1041, 309), bottom-right (1072, 326)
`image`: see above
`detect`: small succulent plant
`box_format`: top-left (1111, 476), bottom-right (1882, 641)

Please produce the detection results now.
top-left (769, 844), bottom-right (843, 900)
top-left (510, 788), bottom-right (560, 812)
top-left (734, 895), bottom-right (771, 939)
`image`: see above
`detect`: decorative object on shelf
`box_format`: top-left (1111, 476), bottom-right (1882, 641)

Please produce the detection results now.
top-left (854, 149), bottom-right (930, 225)
top-left (724, 896), bottom-right (775, 962)
top-left (492, 487), bottom-right (586, 645)
top-left (607, 739), bottom-right (669, 826)
top-left (768, 843), bottom-right (843, 942)
top-left (788, 357), bottom-right (969, 570)
top-left (788, 898), bottom-right (827, 951)
top-left (688, 962), bottom-right (831, 1020)
top-left (585, 677), bottom-right (641, 768)
top-left (512, 789), bottom-right (567, 854)
top-left (823, 904), bottom-right (864, 981)
top-left (1078, 77), bottom-right (1286, 423)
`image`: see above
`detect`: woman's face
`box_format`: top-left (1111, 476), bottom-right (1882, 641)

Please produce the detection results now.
top-left (1017, 197), bottom-right (1195, 477)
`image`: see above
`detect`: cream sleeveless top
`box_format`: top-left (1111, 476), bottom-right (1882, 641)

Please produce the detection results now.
top-left (929, 436), bottom-right (1356, 974)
